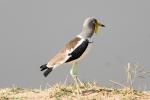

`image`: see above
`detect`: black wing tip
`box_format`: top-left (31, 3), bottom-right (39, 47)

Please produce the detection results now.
top-left (40, 64), bottom-right (47, 71)
top-left (40, 64), bottom-right (53, 77)
top-left (43, 67), bottom-right (53, 77)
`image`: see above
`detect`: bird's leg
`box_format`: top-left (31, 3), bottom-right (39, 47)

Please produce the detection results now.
top-left (70, 62), bottom-right (78, 86)
top-left (74, 63), bottom-right (84, 87)
top-left (76, 77), bottom-right (84, 87)
top-left (70, 62), bottom-right (82, 93)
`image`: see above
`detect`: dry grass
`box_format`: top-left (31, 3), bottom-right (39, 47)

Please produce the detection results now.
top-left (0, 63), bottom-right (150, 100)
top-left (0, 82), bottom-right (150, 100)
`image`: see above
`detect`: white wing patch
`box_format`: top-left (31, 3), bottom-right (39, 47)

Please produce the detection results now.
top-left (69, 38), bottom-right (85, 53)
top-left (67, 38), bottom-right (85, 54)
top-left (57, 38), bottom-right (85, 65)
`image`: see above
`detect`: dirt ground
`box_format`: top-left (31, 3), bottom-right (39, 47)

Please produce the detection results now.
top-left (0, 84), bottom-right (150, 100)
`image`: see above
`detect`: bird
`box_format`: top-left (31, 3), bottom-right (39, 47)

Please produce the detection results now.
top-left (40, 17), bottom-right (105, 89)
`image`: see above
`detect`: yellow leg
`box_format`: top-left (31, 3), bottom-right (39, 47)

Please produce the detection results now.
top-left (74, 63), bottom-right (84, 87)
top-left (70, 62), bottom-right (83, 93)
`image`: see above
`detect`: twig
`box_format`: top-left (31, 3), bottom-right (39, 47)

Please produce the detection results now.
top-left (109, 80), bottom-right (125, 88)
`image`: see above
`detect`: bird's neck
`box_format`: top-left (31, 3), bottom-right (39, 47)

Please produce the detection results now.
top-left (78, 28), bottom-right (94, 39)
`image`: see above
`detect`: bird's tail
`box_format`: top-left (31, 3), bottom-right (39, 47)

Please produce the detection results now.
top-left (40, 64), bottom-right (53, 77)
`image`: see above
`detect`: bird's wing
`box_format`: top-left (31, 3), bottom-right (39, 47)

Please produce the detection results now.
top-left (47, 37), bottom-right (86, 68)
top-left (65, 38), bottom-right (89, 63)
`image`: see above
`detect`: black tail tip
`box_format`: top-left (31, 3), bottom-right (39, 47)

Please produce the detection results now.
top-left (40, 64), bottom-right (47, 71)
top-left (40, 64), bottom-right (53, 77)
top-left (43, 67), bottom-right (53, 77)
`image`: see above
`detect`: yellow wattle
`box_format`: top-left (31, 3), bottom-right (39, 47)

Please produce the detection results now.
top-left (94, 23), bottom-right (100, 34)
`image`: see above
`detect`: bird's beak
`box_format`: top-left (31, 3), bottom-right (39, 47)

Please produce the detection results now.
top-left (100, 24), bottom-right (105, 27)
top-left (94, 21), bottom-right (105, 34)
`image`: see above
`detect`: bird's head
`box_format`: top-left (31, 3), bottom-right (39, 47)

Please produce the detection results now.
top-left (82, 17), bottom-right (105, 38)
